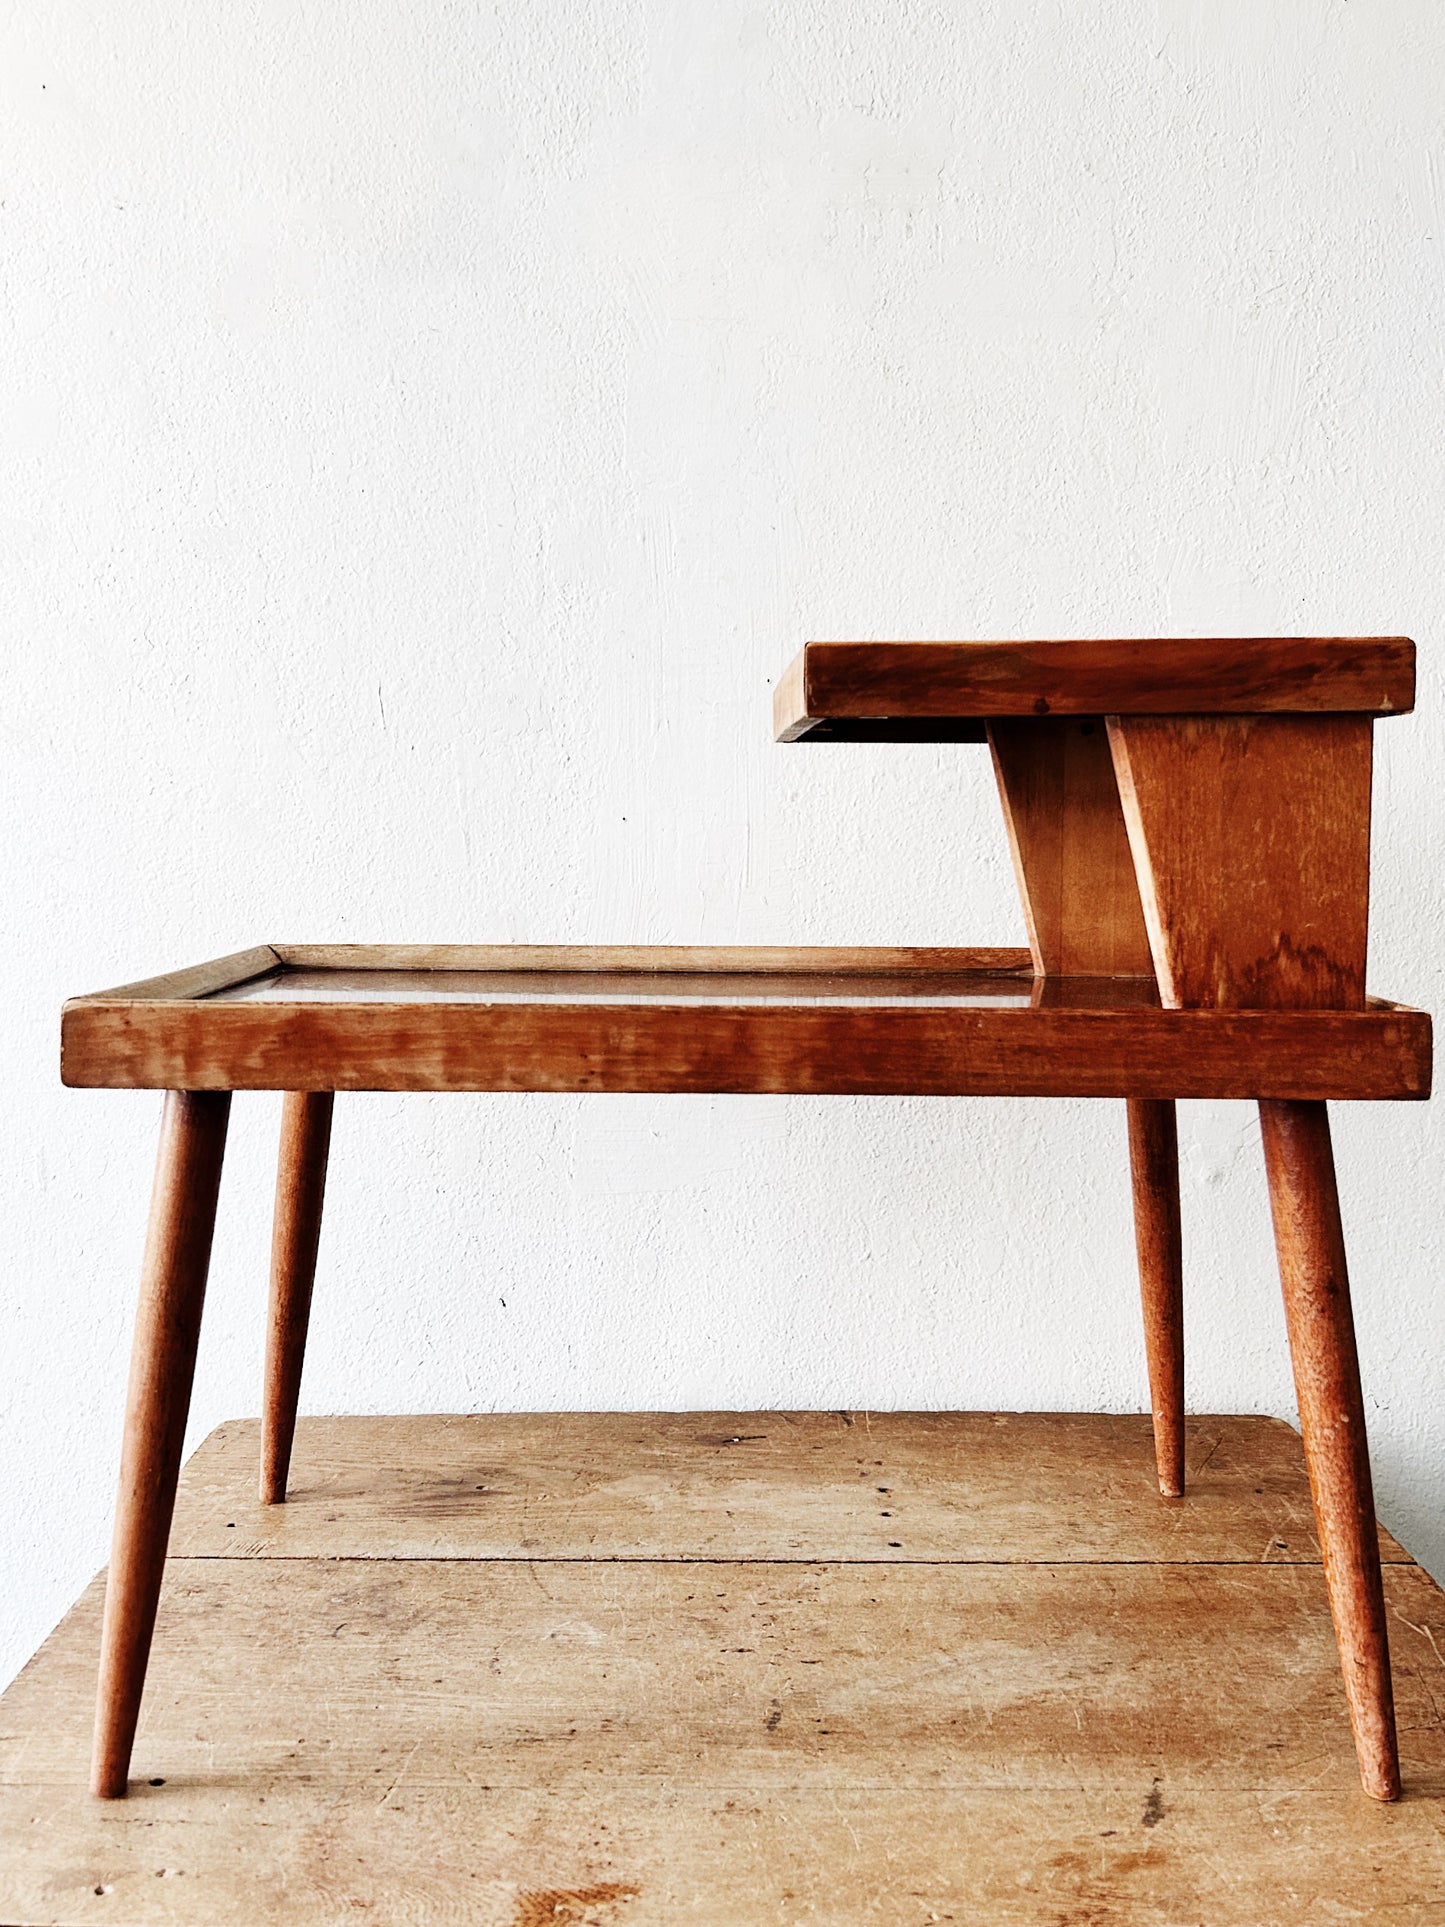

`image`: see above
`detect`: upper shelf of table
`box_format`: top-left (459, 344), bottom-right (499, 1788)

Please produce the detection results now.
top-left (773, 637), bottom-right (1415, 742)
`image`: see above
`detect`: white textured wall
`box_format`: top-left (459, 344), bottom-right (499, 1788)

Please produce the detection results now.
top-left (4, 1), bottom-right (1445, 1687)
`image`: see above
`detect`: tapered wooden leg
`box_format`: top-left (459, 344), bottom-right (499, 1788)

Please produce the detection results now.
top-left (260, 1091), bottom-right (334, 1504)
top-left (1259, 1098), bottom-right (1399, 1802)
top-left (91, 1090), bottom-right (231, 1799)
top-left (1127, 1098), bottom-right (1185, 1499)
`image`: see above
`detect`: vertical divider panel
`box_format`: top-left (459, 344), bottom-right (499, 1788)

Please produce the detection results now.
top-left (1106, 715), bottom-right (1373, 1011)
top-left (987, 717), bottom-right (1156, 979)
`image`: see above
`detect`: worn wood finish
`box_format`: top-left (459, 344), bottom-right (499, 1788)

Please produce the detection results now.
top-left (1127, 1101), bottom-right (1186, 1499)
top-left (18, 1563), bottom-right (1445, 1792)
top-left (6, 1777), bottom-right (1445, 1927)
top-left (775, 636), bottom-right (1415, 740)
top-left (1260, 1100), bottom-right (1400, 1802)
top-left (59, 965), bottom-right (1431, 1097)
top-left (90, 1091), bottom-right (231, 1801)
top-left (4, 1414), bottom-right (1445, 1925)
top-left (1108, 714), bottom-right (1375, 1009)
top-left (168, 1412), bottom-right (1410, 1564)
top-left (260, 1093), bottom-right (334, 1506)
top-left (988, 717), bottom-right (1155, 977)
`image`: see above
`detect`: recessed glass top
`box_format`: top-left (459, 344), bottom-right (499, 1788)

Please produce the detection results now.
top-left (206, 968), bottom-right (1165, 1011)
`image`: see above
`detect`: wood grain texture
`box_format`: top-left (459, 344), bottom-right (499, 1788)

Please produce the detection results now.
top-left (260, 1093), bottom-right (334, 1506)
top-left (60, 984), bottom-right (1432, 1097)
top-left (91, 1092), bottom-right (231, 1800)
top-left (1128, 1102), bottom-right (1185, 1499)
top-left (1261, 1100), bottom-right (1399, 1801)
top-left (1109, 714), bottom-right (1374, 1009)
top-left (5, 1778), bottom-right (1445, 1927)
top-left (3, 1411), bottom-right (1444, 1925)
top-left (167, 1412), bottom-right (1410, 1564)
top-left (774, 636), bottom-right (1415, 740)
top-left (14, 1563), bottom-right (1445, 1793)
top-left (989, 717), bottom-right (1155, 976)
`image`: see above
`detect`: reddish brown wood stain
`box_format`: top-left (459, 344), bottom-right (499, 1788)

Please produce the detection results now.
top-left (61, 634), bottom-right (1432, 1821)
top-left (775, 636), bottom-right (1416, 740)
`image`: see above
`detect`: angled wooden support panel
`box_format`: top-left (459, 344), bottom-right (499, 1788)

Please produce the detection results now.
top-left (1106, 715), bottom-right (1373, 1011)
top-left (987, 717), bottom-right (1155, 979)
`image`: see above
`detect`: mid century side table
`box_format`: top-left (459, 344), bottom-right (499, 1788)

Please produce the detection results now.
top-left (63, 637), bottom-right (1430, 1804)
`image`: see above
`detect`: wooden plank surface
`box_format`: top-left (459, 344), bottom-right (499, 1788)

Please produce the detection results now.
top-left (3, 1413), bottom-right (1444, 1925)
top-left (167, 1412), bottom-right (1411, 1564)
top-left (4, 1781), bottom-right (1444, 1927)
top-left (59, 987), bottom-right (1432, 1097)
top-left (774, 637), bottom-right (1416, 740)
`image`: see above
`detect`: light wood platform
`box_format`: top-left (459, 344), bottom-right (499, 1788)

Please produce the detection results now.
top-left (4, 1413), bottom-right (1445, 1925)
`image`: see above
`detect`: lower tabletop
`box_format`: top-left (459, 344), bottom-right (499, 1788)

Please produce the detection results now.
top-left (3, 1412), bottom-right (1444, 1926)
top-left (60, 946), bottom-right (1432, 1098)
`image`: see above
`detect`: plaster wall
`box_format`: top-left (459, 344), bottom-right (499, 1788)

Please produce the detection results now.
top-left (4, 0), bottom-right (1445, 1685)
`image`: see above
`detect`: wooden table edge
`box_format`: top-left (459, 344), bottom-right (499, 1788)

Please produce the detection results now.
top-left (60, 996), bottom-right (1433, 1099)
top-left (773, 637), bottom-right (1417, 741)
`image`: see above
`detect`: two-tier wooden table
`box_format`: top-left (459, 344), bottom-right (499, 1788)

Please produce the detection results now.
top-left (64, 637), bottom-right (1430, 1803)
